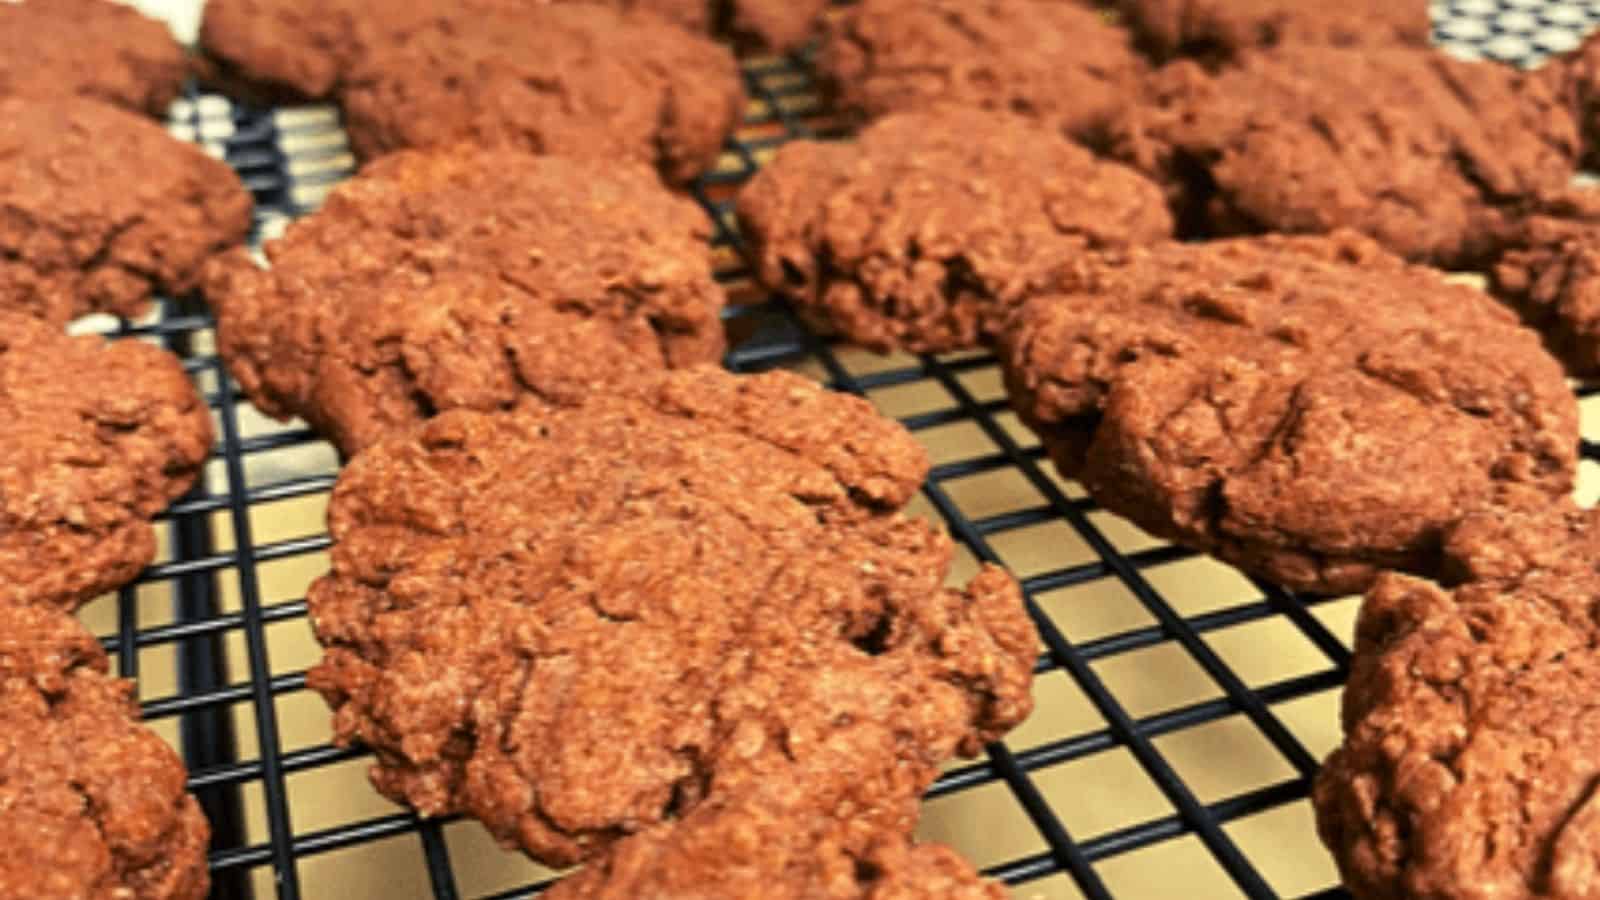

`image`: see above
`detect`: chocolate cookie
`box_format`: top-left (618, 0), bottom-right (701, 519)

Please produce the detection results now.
top-left (737, 108), bottom-right (1173, 354)
top-left (1490, 193), bottom-right (1600, 376)
top-left (306, 367), bottom-right (1036, 870)
top-left (998, 231), bottom-right (1577, 595)
top-left (819, 0), bottom-right (1147, 148)
top-left (1547, 30), bottom-right (1600, 170)
top-left (204, 148), bottom-right (725, 458)
top-left (0, 0), bottom-right (186, 117)
top-left (0, 314), bottom-right (212, 610)
top-left (1116, 0), bottom-right (1430, 61)
top-left (1110, 45), bottom-right (1578, 266)
top-left (619, 0), bottom-right (829, 51)
top-left (199, 0), bottom-right (815, 103)
top-left (544, 731), bottom-right (1007, 898)
top-left (339, 4), bottom-right (744, 181)
top-left (0, 604), bottom-right (209, 900)
top-left (1316, 503), bottom-right (1600, 900)
top-left (712, 0), bottom-right (830, 52)
top-left (0, 96), bottom-right (253, 325)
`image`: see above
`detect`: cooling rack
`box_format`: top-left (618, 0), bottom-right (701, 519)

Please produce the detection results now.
top-left (80, 5), bottom-right (1600, 899)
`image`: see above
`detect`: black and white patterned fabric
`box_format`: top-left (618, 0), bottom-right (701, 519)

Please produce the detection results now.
top-left (1434, 0), bottom-right (1600, 65)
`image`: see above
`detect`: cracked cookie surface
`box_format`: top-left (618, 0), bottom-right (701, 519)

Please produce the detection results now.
top-left (1490, 192), bottom-right (1600, 376)
top-left (200, 0), bottom-right (816, 102)
top-left (1109, 44), bottom-right (1578, 266)
top-left (0, 0), bottom-right (186, 117)
top-left (999, 231), bottom-right (1577, 595)
top-left (0, 97), bottom-right (253, 325)
top-left (0, 313), bottom-right (213, 610)
top-left (1116, 0), bottom-right (1429, 61)
top-left (0, 604), bottom-right (209, 900)
top-left (338, 3), bottom-right (743, 182)
top-left (306, 367), bottom-right (1036, 875)
top-left (1317, 504), bottom-right (1600, 899)
top-left (818, 0), bottom-right (1146, 149)
top-left (737, 108), bottom-right (1172, 353)
top-left (204, 148), bottom-right (725, 457)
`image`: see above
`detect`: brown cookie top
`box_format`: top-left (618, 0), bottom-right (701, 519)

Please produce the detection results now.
top-left (1546, 30), bottom-right (1600, 170)
top-left (1116, 0), bottom-right (1430, 61)
top-left (339, 4), bottom-right (744, 182)
top-left (199, 0), bottom-right (815, 103)
top-left (1110, 45), bottom-right (1579, 266)
top-left (306, 367), bottom-right (1036, 868)
top-left (718, 0), bottom-right (830, 52)
top-left (0, 314), bottom-right (213, 610)
top-left (999, 231), bottom-right (1577, 595)
top-left (613, 0), bottom-right (828, 51)
top-left (204, 148), bottom-right (726, 457)
top-left (1316, 504), bottom-right (1600, 900)
top-left (1490, 192), bottom-right (1600, 376)
top-left (737, 108), bottom-right (1173, 354)
top-left (544, 720), bottom-right (1008, 898)
top-left (0, 0), bottom-right (187, 117)
top-left (0, 604), bottom-right (209, 900)
top-left (0, 96), bottom-right (253, 325)
top-left (818, 0), bottom-right (1146, 148)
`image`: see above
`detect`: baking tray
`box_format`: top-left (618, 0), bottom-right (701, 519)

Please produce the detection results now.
top-left (79, 2), bottom-right (1600, 897)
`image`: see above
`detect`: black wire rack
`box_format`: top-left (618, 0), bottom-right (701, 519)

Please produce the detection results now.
top-left (89, 24), bottom-right (1600, 900)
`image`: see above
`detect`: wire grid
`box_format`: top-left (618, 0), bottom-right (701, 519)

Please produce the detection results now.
top-left (93, 41), bottom-right (1600, 900)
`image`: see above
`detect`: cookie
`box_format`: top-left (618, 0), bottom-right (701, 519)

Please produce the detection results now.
top-left (1110, 45), bottom-right (1578, 266)
top-left (819, 0), bottom-right (1147, 148)
top-left (619, 0), bottom-right (828, 51)
top-left (0, 314), bottom-right (212, 610)
top-left (0, 324), bottom-right (211, 609)
top-left (0, 604), bottom-right (209, 900)
top-left (339, 4), bottom-right (744, 181)
top-left (713, 0), bottom-right (830, 52)
top-left (0, 96), bottom-right (254, 325)
top-left (1116, 0), bottom-right (1430, 61)
top-left (0, 0), bottom-right (186, 117)
top-left (998, 231), bottom-right (1577, 595)
top-left (1316, 504), bottom-right (1600, 900)
top-left (199, 0), bottom-right (815, 103)
top-left (544, 730), bottom-right (1007, 899)
top-left (1547, 30), bottom-right (1600, 170)
top-left (306, 367), bottom-right (1036, 870)
top-left (204, 148), bottom-right (725, 458)
top-left (1490, 193), bottom-right (1600, 376)
top-left (737, 108), bottom-right (1173, 353)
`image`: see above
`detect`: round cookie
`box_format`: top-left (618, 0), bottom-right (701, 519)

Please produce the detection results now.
top-left (0, 314), bottom-right (213, 610)
top-left (0, 0), bottom-right (186, 117)
top-left (339, 4), bottom-right (744, 181)
top-left (1316, 504), bottom-right (1600, 900)
top-left (818, 0), bottom-right (1147, 149)
top-left (1110, 44), bottom-right (1578, 266)
top-left (203, 148), bottom-right (727, 458)
top-left (0, 604), bottom-right (209, 900)
top-left (998, 231), bottom-right (1577, 595)
top-left (1116, 0), bottom-right (1430, 61)
top-left (0, 96), bottom-right (254, 325)
top-left (199, 0), bottom-right (817, 103)
top-left (737, 108), bottom-right (1173, 354)
top-left (306, 367), bottom-right (1036, 868)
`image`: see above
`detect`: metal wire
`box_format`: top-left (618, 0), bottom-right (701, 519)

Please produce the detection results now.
top-left (108, 42), bottom-right (1600, 900)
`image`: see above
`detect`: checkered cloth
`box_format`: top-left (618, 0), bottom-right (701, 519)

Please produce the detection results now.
top-left (1434, 0), bottom-right (1600, 64)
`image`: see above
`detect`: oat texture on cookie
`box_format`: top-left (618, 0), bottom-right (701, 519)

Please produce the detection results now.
top-left (306, 367), bottom-right (1036, 887)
